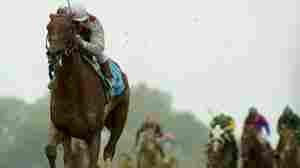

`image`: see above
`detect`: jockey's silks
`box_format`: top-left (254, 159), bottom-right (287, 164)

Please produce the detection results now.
top-left (254, 115), bottom-right (271, 136)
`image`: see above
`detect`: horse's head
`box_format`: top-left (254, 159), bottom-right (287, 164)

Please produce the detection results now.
top-left (137, 129), bottom-right (164, 168)
top-left (47, 13), bottom-right (76, 52)
top-left (279, 127), bottom-right (298, 154)
top-left (241, 126), bottom-right (261, 159)
top-left (276, 108), bottom-right (300, 157)
top-left (140, 129), bottom-right (158, 151)
top-left (209, 125), bottom-right (227, 153)
top-left (242, 126), bottom-right (276, 168)
top-left (208, 125), bottom-right (236, 168)
top-left (276, 125), bottom-right (300, 168)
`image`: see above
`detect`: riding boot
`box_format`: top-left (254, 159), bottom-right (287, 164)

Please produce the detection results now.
top-left (100, 61), bottom-right (113, 86)
top-left (99, 61), bottom-right (114, 100)
top-left (100, 61), bottom-right (113, 79)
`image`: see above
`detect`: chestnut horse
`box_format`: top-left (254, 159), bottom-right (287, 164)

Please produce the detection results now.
top-left (241, 126), bottom-right (275, 168)
top-left (137, 129), bottom-right (165, 168)
top-left (44, 13), bottom-right (130, 168)
top-left (206, 126), bottom-right (238, 168)
top-left (276, 126), bottom-right (300, 168)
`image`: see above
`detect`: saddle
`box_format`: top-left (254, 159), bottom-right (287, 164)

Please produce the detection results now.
top-left (81, 55), bottom-right (126, 103)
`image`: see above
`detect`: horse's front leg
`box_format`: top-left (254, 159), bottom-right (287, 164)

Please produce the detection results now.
top-left (44, 120), bottom-right (63, 168)
top-left (86, 131), bottom-right (102, 168)
top-left (62, 135), bottom-right (73, 168)
top-left (71, 139), bottom-right (91, 168)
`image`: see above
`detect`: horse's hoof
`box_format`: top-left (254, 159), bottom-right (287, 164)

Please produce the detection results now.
top-left (48, 80), bottom-right (57, 90)
top-left (105, 159), bottom-right (112, 168)
top-left (45, 145), bottom-right (57, 158)
top-left (48, 81), bottom-right (54, 90)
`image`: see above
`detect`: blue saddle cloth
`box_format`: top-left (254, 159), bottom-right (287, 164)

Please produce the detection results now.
top-left (110, 61), bottom-right (125, 96)
top-left (81, 55), bottom-right (125, 97)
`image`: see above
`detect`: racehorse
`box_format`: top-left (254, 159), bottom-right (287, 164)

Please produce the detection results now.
top-left (275, 126), bottom-right (300, 168)
top-left (136, 129), bottom-right (165, 168)
top-left (206, 125), bottom-right (238, 168)
top-left (241, 126), bottom-right (275, 168)
top-left (44, 13), bottom-right (130, 168)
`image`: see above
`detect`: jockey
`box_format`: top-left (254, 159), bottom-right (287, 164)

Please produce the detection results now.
top-left (210, 113), bottom-right (235, 130)
top-left (135, 114), bottom-right (163, 147)
top-left (210, 113), bottom-right (236, 142)
top-left (47, 3), bottom-right (113, 90)
top-left (209, 113), bottom-right (238, 162)
top-left (278, 106), bottom-right (300, 144)
top-left (244, 107), bottom-right (271, 145)
top-left (278, 105), bottom-right (300, 131)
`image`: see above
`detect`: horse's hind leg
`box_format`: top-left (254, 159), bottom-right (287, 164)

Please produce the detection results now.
top-left (44, 120), bottom-right (63, 168)
top-left (104, 97), bottom-right (129, 163)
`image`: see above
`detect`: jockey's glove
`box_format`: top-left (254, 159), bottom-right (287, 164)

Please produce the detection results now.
top-left (75, 34), bottom-right (86, 48)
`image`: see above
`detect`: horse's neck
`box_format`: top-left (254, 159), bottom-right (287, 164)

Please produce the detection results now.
top-left (224, 141), bottom-right (235, 151)
top-left (220, 142), bottom-right (235, 160)
top-left (295, 147), bottom-right (300, 166)
top-left (253, 139), bottom-right (264, 152)
top-left (288, 138), bottom-right (299, 153)
top-left (143, 140), bottom-right (159, 150)
top-left (250, 139), bottom-right (273, 166)
top-left (56, 47), bottom-right (84, 97)
top-left (60, 49), bottom-right (81, 75)
top-left (242, 136), bottom-right (258, 156)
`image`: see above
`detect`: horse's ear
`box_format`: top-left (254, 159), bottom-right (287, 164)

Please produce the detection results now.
top-left (49, 13), bottom-right (56, 20)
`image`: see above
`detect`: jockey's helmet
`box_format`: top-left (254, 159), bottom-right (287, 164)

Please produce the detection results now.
top-left (71, 3), bottom-right (89, 22)
top-left (283, 105), bottom-right (293, 115)
top-left (249, 106), bottom-right (258, 115)
top-left (58, 3), bottom-right (89, 22)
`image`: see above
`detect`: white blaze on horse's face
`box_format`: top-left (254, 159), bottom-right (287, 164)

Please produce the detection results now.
top-left (47, 15), bottom-right (70, 51)
top-left (48, 27), bottom-right (66, 51)
top-left (210, 125), bottom-right (225, 152)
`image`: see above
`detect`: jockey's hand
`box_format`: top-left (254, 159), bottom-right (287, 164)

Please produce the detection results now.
top-left (75, 34), bottom-right (85, 47)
